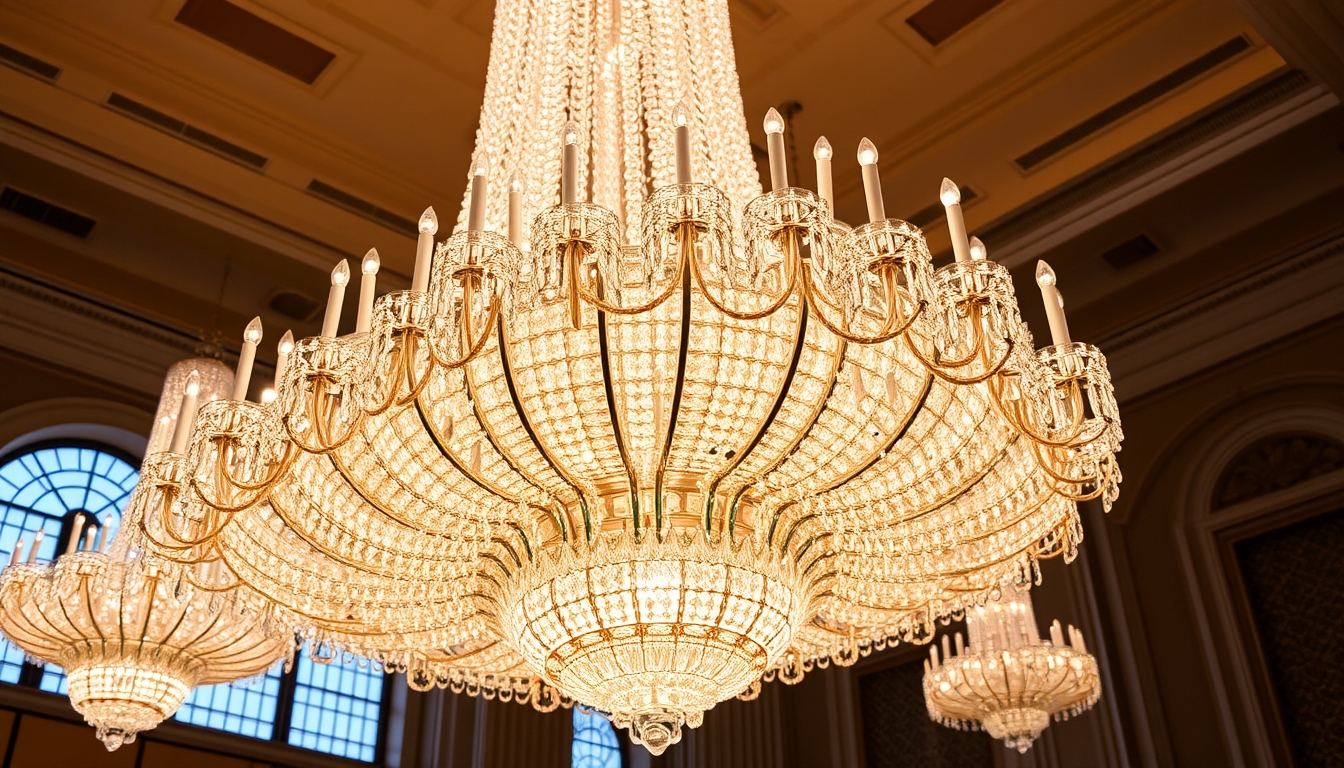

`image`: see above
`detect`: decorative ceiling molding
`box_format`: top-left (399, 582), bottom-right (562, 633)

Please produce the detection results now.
top-left (987, 75), bottom-right (1338, 269)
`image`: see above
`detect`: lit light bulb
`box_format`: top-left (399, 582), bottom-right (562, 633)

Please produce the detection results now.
top-left (472, 151), bottom-right (490, 177)
top-left (363, 248), bottom-right (381, 274)
top-left (968, 237), bottom-right (987, 260)
top-left (331, 259), bottom-right (350, 287)
top-left (509, 171), bottom-right (524, 194)
top-left (857, 138), bottom-right (879, 166)
top-left (419, 206), bottom-right (438, 235)
top-left (277, 330), bottom-right (295, 355)
top-left (763, 107), bottom-right (784, 135)
top-left (940, 177), bottom-right (961, 207)
top-left (562, 120), bottom-right (582, 145)
top-left (813, 136), bottom-right (832, 161)
top-left (1035, 260), bottom-right (1057, 287)
top-left (261, 388), bottom-right (277, 405)
top-left (672, 100), bottom-right (689, 128)
top-left (184, 370), bottom-right (200, 397)
top-left (243, 316), bottom-right (263, 344)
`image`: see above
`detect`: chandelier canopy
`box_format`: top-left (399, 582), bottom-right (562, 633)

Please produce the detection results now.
top-left (0, 360), bottom-right (291, 750)
top-left (67, 0), bottom-right (1125, 755)
top-left (923, 582), bottom-right (1101, 752)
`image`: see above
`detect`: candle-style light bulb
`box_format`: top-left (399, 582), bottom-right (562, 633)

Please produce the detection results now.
top-left (274, 330), bottom-right (294, 389)
top-left (857, 137), bottom-right (885, 223)
top-left (814, 136), bottom-right (834, 214)
top-left (561, 120), bottom-right (583, 204)
top-left (243, 316), bottom-right (263, 344)
top-left (1035, 260), bottom-right (1072, 346)
top-left (467, 152), bottom-right (490, 232)
top-left (231, 316), bottom-right (263, 401)
top-left (940, 177), bottom-right (972, 262)
top-left (412, 206), bottom-right (438, 292)
top-left (27, 530), bottom-right (43, 564)
top-left (940, 177), bottom-right (961, 206)
top-left (356, 248), bottom-right (380, 333)
top-left (261, 388), bottom-right (277, 405)
top-left (322, 260), bottom-right (350, 338)
top-left (508, 171), bottom-right (525, 247)
top-left (968, 236), bottom-right (987, 261)
top-left (169, 371), bottom-right (201, 454)
top-left (672, 99), bottom-right (692, 184)
top-left (763, 107), bottom-right (788, 191)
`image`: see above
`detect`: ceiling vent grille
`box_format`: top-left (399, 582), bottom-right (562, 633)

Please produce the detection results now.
top-left (175, 0), bottom-right (335, 85)
top-left (1100, 234), bottom-right (1160, 270)
top-left (0, 42), bottom-right (60, 81)
top-left (905, 0), bottom-right (1006, 47)
top-left (1, 187), bottom-right (95, 238)
top-left (105, 93), bottom-right (269, 170)
top-left (306, 180), bottom-right (418, 236)
top-left (1014, 36), bottom-right (1252, 171)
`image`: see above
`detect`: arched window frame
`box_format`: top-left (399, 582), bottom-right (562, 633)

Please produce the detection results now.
top-left (0, 437), bottom-right (394, 763)
top-left (572, 707), bottom-right (622, 768)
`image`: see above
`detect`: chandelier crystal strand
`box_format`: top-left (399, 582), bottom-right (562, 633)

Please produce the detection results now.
top-left (138, 0), bottom-right (1122, 755)
top-left (923, 582), bottom-right (1101, 752)
top-left (0, 359), bottom-right (291, 751)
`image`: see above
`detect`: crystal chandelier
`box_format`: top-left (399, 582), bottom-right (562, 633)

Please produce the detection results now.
top-left (138, 0), bottom-right (1122, 754)
top-left (923, 582), bottom-right (1101, 752)
top-left (0, 359), bottom-right (292, 750)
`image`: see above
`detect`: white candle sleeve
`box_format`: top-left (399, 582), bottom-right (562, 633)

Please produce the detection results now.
top-left (941, 178), bottom-right (972, 262)
top-left (413, 207), bottom-right (438, 292)
top-left (356, 249), bottom-right (380, 333)
top-left (857, 138), bottom-right (885, 223)
top-left (814, 136), bottom-right (833, 215)
top-left (231, 316), bottom-right (262, 401)
top-left (322, 260), bottom-right (350, 338)
top-left (763, 108), bottom-right (787, 191)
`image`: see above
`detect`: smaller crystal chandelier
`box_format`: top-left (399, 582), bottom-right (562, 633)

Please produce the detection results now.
top-left (922, 582), bottom-right (1100, 752)
top-left (0, 357), bottom-right (292, 750)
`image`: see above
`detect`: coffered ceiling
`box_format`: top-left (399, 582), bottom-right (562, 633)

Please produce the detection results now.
top-left (0, 0), bottom-right (1335, 392)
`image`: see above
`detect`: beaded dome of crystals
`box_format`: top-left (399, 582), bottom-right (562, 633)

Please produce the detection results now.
top-left (922, 582), bottom-right (1101, 752)
top-left (140, 0), bottom-right (1122, 754)
top-left (0, 360), bottom-right (291, 751)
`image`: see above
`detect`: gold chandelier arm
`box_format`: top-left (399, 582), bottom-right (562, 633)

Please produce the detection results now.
top-left (208, 440), bottom-right (299, 495)
top-left (688, 228), bottom-right (799, 321)
top-left (573, 232), bottom-right (688, 315)
top-left (364, 333), bottom-right (434, 417)
top-left (904, 330), bottom-right (1015, 385)
top-left (988, 375), bottom-right (1091, 449)
top-left (801, 264), bottom-right (924, 345)
top-left (280, 377), bottom-right (365, 455)
top-left (652, 243), bottom-right (695, 542)
top-left (427, 297), bottom-right (502, 371)
top-left (924, 299), bottom-right (989, 369)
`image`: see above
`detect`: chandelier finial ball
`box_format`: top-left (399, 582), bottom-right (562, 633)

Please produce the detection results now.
top-left (243, 316), bottom-right (263, 344)
top-left (362, 248), bottom-right (381, 274)
top-left (813, 135), bottom-right (832, 160)
top-left (763, 107), bottom-right (784, 135)
top-left (418, 206), bottom-right (438, 235)
top-left (1035, 260), bottom-right (1057, 287)
top-left (940, 177), bottom-right (961, 206)
top-left (331, 259), bottom-right (350, 286)
top-left (857, 137), bottom-right (879, 166)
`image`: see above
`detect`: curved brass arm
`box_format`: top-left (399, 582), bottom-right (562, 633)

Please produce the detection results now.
top-left (802, 263), bottom-right (924, 345)
top-left (428, 296), bottom-right (501, 371)
top-left (905, 330), bottom-right (1014, 385)
top-left (690, 225), bottom-right (801, 321)
top-left (989, 374), bottom-right (1092, 448)
top-left (574, 229), bottom-right (688, 315)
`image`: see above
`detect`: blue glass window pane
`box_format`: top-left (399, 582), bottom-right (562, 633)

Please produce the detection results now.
top-left (0, 444), bottom-right (138, 690)
top-left (572, 708), bottom-right (622, 768)
top-left (288, 654), bottom-right (384, 762)
top-left (175, 668), bottom-right (283, 740)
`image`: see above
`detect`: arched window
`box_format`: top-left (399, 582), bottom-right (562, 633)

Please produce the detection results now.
top-left (573, 708), bottom-right (622, 768)
top-left (0, 442), bottom-right (138, 686)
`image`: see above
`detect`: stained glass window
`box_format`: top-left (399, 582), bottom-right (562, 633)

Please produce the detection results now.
top-left (288, 654), bottom-right (386, 762)
top-left (0, 443), bottom-right (138, 686)
top-left (573, 708), bottom-right (622, 768)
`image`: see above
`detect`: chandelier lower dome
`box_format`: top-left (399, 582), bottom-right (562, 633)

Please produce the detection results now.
top-left (65, 660), bottom-right (200, 751)
top-left (489, 530), bottom-right (815, 752)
